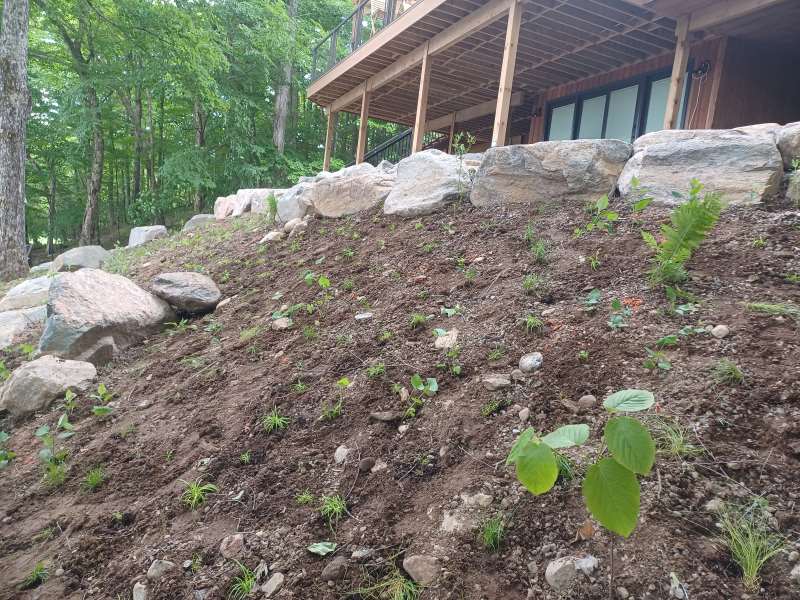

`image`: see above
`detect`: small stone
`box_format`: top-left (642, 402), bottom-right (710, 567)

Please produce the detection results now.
top-left (704, 497), bottom-right (725, 513)
top-left (670, 576), bottom-right (689, 599)
top-left (288, 221), bottom-right (307, 238)
top-left (352, 548), bottom-right (374, 560)
top-left (545, 557), bottom-right (576, 592)
top-left (334, 445), bottom-right (350, 464)
top-left (519, 352), bottom-right (543, 373)
top-left (133, 581), bottom-right (148, 600)
top-left (272, 317), bottom-right (292, 330)
top-left (711, 324), bottom-right (730, 338)
top-left (518, 407), bottom-right (530, 423)
top-left (482, 375), bottom-right (511, 391)
top-left (55, 568), bottom-right (64, 577)
top-left (217, 297), bottom-right (231, 309)
top-left (359, 457), bottom-right (376, 472)
top-left (259, 230), bottom-right (285, 243)
top-left (790, 563), bottom-right (800, 583)
top-left (147, 559), bottom-right (177, 581)
top-left (219, 533), bottom-right (245, 559)
top-left (434, 329), bottom-right (459, 350)
top-left (321, 556), bottom-right (347, 582)
top-left (617, 587), bottom-right (630, 599)
top-left (283, 217), bottom-right (304, 233)
top-left (574, 555), bottom-right (598, 576)
top-left (788, 550), bottom-right (799, 562)
top-left (461, 492), bottom-right (494, 507)
top-left (399, 387), bottom-right (410, 404)
top-left (355, 312), bottom-right (373, 321)
top-left (369, 411), bottom-right (401, 423)
top-left (262, 572), bottom-right (284, 597)
top-left (402, 555), bottom-right (440, 585)
top-left (398, 424), bottom-right (409, 434)
top-left (510, 368), bottom-right (525, 381)
top-left (578, 395), bottom-right (597, 410)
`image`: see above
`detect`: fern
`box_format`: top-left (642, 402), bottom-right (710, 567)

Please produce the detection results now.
top-left (643, 180), bottom-right (722, 285)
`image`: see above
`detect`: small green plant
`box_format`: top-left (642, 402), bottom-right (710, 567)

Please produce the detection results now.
top-left (409, 313), bottom-right (427, 329)
top-left (588, 249), bottom-right (601, 270)
top-left (239, 324), bottom-right (263, 342)
top-left (530, 239), bottom-right (549, 264)
top-left (354, 568), bottom-right (420, 600)
top-left (342, 247), bottom-right (355, 260)
top-left (181, 479), bottom-right (218, 510)
top-left (60, 389), bottom-right (78, 414)
top-left (82, 466), bottom-right (106, 492)
top-left (16, 342), bottom-right (36, 361)
top-left (321, 398), bottom-right (343, 421)
top-left (487, 346), bottom-right (506, 361)
top-left (302, 325), bottom-right (318, 341)
top-left (713, 359), bottom-right (744, 385)
top-left (745, 301), bottom-right (800, 323)
top-left (414, 221), bottom-right (424, 231)
top-left (228, 560), bottom-right (257, 600)
top-left (366, 363), bottom-right (386, 379)
top-left (35, 425), bottom-right (69, 487)
top-left (20, 561), bottom-right (48, 590)
top-left (239, 450), bottom-right (252, 465)
top-left (751, 236), bottom-right (767, 249)
top-left (0, 361), bottom-right (10, 381)
top-left (574, 194), bottom-right (619, 236)
top-left (342, 278), bottom-right (355, 291)
top-left (718, 499), bottom-right (785, 592)
top-left (295, 489), bottom-right (314, 505)
top-left (441, 305), bottom-right (463, 318)
top-left (607, 298), bottom-right (632, 330)
top-left (266, 193), bottom-right (278, 224)
top-left (262, 408), bottom-right (290, 433)
top-left (647, 416), bottom-right (701, 459)
top-left (319, 494), bottom-right (347, 529)
top-left (577, 350), bottom-right (589, 363)
top-left (523, 314), bottom-right (544, 334)
top-left (166, 319), bottom-right (196, 335)
top-left (204, 320), bottom-right (223, 335)
top-left (481, 397), bottom-right (509, 417)
top-left (0, 431), bottom-right (16, 470)
top-left (643, 347), bottom-right (671, 372)
top-left (481, 514), bottom-right (506, 552)
top-left (463, 266), bottom-right (478, 283)
top-left (377, 330), bottom-right (393, 344)
top-left (90, 382), bottom-right (113, 404)
top-left (583, 288), bottom-right (602, 313)
top-left (32, 526), bottom-right (55, 543)
top-left (405, 374), bottom-right (438, 418)
top-left (292, 380), bottom-right (308, 394)
top-left (522, 273), bottom-right (545, 296)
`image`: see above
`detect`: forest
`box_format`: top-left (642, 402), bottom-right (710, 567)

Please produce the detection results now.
top-left (14, 0), bottom-right (401, 257)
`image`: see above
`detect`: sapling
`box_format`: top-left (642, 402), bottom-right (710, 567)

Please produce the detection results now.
top-left (405, 374), bottom-right (438, 418)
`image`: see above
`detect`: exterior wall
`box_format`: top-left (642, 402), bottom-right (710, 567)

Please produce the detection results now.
top-left (528, 38), bottom-right (724, 142)
top-left (712, 37), bottom-right (800, 128)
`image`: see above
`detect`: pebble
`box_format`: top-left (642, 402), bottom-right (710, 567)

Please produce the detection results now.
top-left (519, 407), bottom-right (530, 423)
top-left (262, 572), bottom-right (284, 597)
top-left (704, 497), bottom-right (725, 513)
top-left (461, 492), bottom-right (493, 508)
top-left (510, 368), bottom-right (526, 381)
top-left (334, 445), bottom-right (350, 464)
top-left (545, 557), bottom-right (576, 592)
top-left (358, 457), bottom-right (376, 472)
top-left (133, 581), bottom-right (148, 600)
top-left (789, 550), bottom-right (799, 562)
top-left (617, 586), bottom-right (630, 599)
top-left (147, 559), bottom-right (177, 581)
top-left (578, 394), bottom-right (597, 410)
top-left (402, 555), bottom-right (440, 585)
top-left (272, 317), bottom-right (292, 330)
top-left (369, 411), bottom-right (401, 423)
top-left (320, 556), bottom-right (347, 582)
top-left (371, 459), bottom-right (388, 473)
top-left (574, 554), bottom-right (598, 576)
top-left (55, 568), bottom-right (64, 577)
top-left (259, 230), bottom-right (285, 243)
top-left (354, 312), bottom-right (373, 321)
top-left (790, 563), bottom-right (800, 583)
top-left (711, 324), bottom-right (730, 338)
top-left (482, 375), bottom-right (511, 391)
top-left (519, 352), bottom-right (543, 373)
top-left (219, 533), bottom-right (245, 559)
top-left (351, 548), bottom-right (374, 560)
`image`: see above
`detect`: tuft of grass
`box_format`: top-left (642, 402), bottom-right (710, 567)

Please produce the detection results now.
top-left (522, 314), bottom-right (544, 334)
top-left (522, 273), bottom-right (546, 296)
top-left (366, 363), bottom-right (386, 379)
top-left (320, 398), bottom-right (343, 421)
top-left (228, 561), bottom-right (257, 600)
top-left (292, 381), bottom-right (308, 394)
top-left (319, 494), bottom-right (347, 529)
top-left (302, 325), bottom-right (318, 341)
top-left (486, 346), bottom-right (506, 361)
top-left (719, 500), bottom-right (785, 592)
top-left (647, 416), bottom-right (702, 459)
top-left (262, 408), bottom-right (290, 433)
top-left (239, 451), bottom-right (251, 465)
top-left (295, 489), bottom-right (314, 505)
top-left (529, 239), bottom-right (549, 264)
top-left (745, 302), bottom-right (800, 323)
top-left (377, 330), bottom-right (393, 344)
top-left (713, 359), bottom-right (744, 385)
top-left (43, 462), bottom-right (67, 488)
top-left (409, 313), bottom-right (427, 329)
top-left (481, 514), bottom-right (506, 552)
top-left (239, 325), bottom-right (263, 342)
top-left (181, 479), bottom-right (218, 510)
top-left (20, 561), bottom-right (48, 590)
top-left (82, 466), bottom-right (106, 492)
top-left (356, 570), bottom-right (420, 600)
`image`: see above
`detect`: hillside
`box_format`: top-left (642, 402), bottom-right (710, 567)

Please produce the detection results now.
top-left (1, 190), bottom-right (799, 600)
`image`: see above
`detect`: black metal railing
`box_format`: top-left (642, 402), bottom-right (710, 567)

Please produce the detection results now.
top-left (354, 128), bottom-right (447, 167)
top-left (312, 0), bottom-right (421, 82)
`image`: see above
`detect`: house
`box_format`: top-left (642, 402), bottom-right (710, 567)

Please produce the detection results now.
top-left (307, 0), bottom-right (800, 168)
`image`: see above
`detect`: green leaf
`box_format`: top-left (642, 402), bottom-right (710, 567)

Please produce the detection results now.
top-left (506, 428), bottom-right (536, 465)
top-left (582, 458), bottom-right (640, 537)
top-left (603, 389), bottom-right (654, 413)
top-left (515, 442), bottom-right (559, 496)
top-left (34, 425), bottom-right (50, 438)
top-left (595, 195), bottom-right (609, 211)
top-left (604, 417), bottom-right (655, 475)
top-left (633, 198), bottom-right (653, 212)
top-left (318, 275), bottom-right (331, 289)
top-left (307, 541), bottom-right (337, 556)
top-left (541, 424), bottom-right (590, 449)
top-left (57, 413), bottom-right (74, 431)
top-left (424, 378), bottom-right (438, 395)
top-left (0, 431), bottom-right (9, 445)
top-left (410, 373), bottom-right (424, 391)
top-left (432, 328), bottom-right (447, 337)
top-left (92, 406), bottom-right (113, 416)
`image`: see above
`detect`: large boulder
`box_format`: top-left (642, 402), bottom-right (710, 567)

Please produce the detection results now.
top-left (182, 214), bottom-right (216, 232)
top-left (38, 269), bottom-right (175, 365)
top-left (311, 162), bottom-right (395, 218)
top-left (777, 122), bottom-right (800, 169)
top-left (150, 272), bottom-right (221, 314)
top-left (384, 149), bottom-right (471, 217)
top-left (277, 182), bottom-right (314, 224)
top-left (471, 139), bottom-right (631, 207)
top-left (0, 276), bottom-right (51, 312)
top-left (30, 261), bottom-right (52, 275)
top-left (0, 306), bottom-right (46, 351)
top-left (246, 189), bottom-right (289, 214)
top-left (618, 129), bottom-right (784, 205)
top-left (52, 245), bottom-right (111, 272)
top-left (128, 225), bottom-right (168, 248)
top-left (214, 193), bottom-right (251, 220)
top-left (0, 355), bottom-right (96, 418)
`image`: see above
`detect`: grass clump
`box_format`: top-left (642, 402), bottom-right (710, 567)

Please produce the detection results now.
top-left (82, 466), bottom-right (106, 492)
top-left (262, 408), bottom-right (290, 433)
top-left (481, 514), bottom-right (506, 552)
top-left (409, 313), bottom-right (427, 329)
top-left (745, 302), bottom-right (800, 323)
top-left (366, 363), bottom-right (386, 379)
top-left (319, 494), bottom-right (347, 529)
top-left (181, 479), bottom-right (218, 510)
top-left (521, 273), bottom-right (546, 296)
top-left (228, 561), bottom-right (257, 600)
top-left (295, 489), bottom-right (314, 505)
top-left (522, 314), bottom-right (544, 334)
top-left (647, 416), bottom-right (702, 459)
top-left (713, 359), bottom-right (744, 385)
top-left (354, 568), bottom-right (420, 600)
top-left (20, 561), bottom-right (48, 590)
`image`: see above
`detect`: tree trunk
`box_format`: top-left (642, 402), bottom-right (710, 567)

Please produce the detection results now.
top-left (47, 161), bottom-right (56, 256)
top-left (80, 86), bottom-right (103, 245)
top-left (193, 97), bottom-right (206, 212)
top-left (0, 0), bottom-right (31, 279)
top-left (273, 0), bottom-right (298, 154)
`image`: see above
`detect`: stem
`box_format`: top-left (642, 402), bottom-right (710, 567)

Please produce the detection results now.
top-left (609, 534), bottom-right (615, 600)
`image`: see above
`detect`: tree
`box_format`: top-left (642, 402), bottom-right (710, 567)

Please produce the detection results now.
top-left (273, 0), bottom-right (299, 155)
top-left (0, 0), bottom-right (32, 279)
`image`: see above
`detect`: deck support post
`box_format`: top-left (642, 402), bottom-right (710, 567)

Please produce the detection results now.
top-left (412, 41), bottom-right (432, 153)
top-left (663, 14), bottom-right (690, 130)
top-left (491, 0), bottom-right (522, 147)
top-left (356, 83), bottom-right (371, 163)
top-left (447, 112), bottom-right (456, 154)
top-left (323, 107), bottom-right (337, 171)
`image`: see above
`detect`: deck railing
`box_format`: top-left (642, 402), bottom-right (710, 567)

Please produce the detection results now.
top-left (354, 128), bottom-right (446, 167)
top-left (311, 0), bottom-right (419, 82)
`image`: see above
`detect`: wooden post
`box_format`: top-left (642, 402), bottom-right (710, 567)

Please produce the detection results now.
top-left (491, 0), bottom-right (522, 147)
top-left (356, 83), bottom-right (371, 163)
top-left (412, 42), bottom-right (432, 153)
top-left (323, 107), bottom-right (337, 171)
top-left (447, 112), bottom-right (456, 154)
top-left (663, 14), bottom-right (691, 130)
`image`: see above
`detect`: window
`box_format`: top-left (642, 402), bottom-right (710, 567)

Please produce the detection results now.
top-left (545, 67), bottom-right (692, 143)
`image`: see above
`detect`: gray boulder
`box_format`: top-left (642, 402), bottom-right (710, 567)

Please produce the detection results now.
top-left (0, 306), bottom-right (47, 351)
top-left (777, 121), bottom-right (800, 169)
top-left (52, 245), bottom-right (110, 272)
top-left (402, 555), bottom-right (440, 585)
top-left (0, 355), bottom-right (96, 418)
top-left (471, 140), bottom-right (631, 207)
top-left (128, 225), bottom-right (168, 248)
top-left (213, 193), bottom-right (251, 220)
top-left (151, 272), bottom-right (221, 314)
top-left (277, 182), bottom-right (314, 224)
top-left (312, 162), bottom-right (395, 218)
top-left (247, 189), bottom-right (289, 214)
top-left (384, 149), bottom-right (471, 216)
top-left (182, 214), bottom-right (216, 232)
top-left (30, 261), bottom-right (52, 275)
top-left (618, 129), bottom-right (783, 205)
top-left (0, 276), bottom-right (51, 312)
top-left (39, 269), bottom-right (175, 365)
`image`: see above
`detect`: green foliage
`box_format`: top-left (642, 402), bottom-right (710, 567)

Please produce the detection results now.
top-left (239, 451), bottom-right (251, 465)
top-left (481, 514), bottom-right (506, 552)
top-left (487, 346), bottom-right (506, 361)
top-left (295, 489), bottom-right (314, 505)
top-left (228, 561), bottom-right (257, 600)
top-left (523, 314), bottom-right (544, 334)
top-left (583, 289), bottom-right (602, 313)
top-left (647, 416), bottom-right (702, 459)
top-left (574, 195), bottom-right (619, 236)
top-left (643, 347), bottom-right (672, 372)
top-left (181, 479), bottom-right (218, 510)
top-left (745, 302), bottom-right (800, 324)
top-left (354, 569), bottom-right (420, 600)
top-left (522, 273), bottom-right (546, 296)
top-left (166, 319), bottom-right (197, 336)
top-left (321, 398), bottom-right (343, 421)
top-left (319, 494), bottom-right (347, 528)
top-left (713, 359), bottom-right (744, 385)
top-left (82, 466), bottom-right (106, 492)
top-left (577, 350), bottom-right (589, 363)
top-left (642, 180), bottom-right (723, 285)
top-left (262, 408), bottom-right (290, 433)
top-left (0, 361), bottom-right (10, 381)
top-left (408, 313), bottom-right (427, 329)
top-left (0, 432), bottom-right (16, 470)
top-left (366, 363), bottom-right (386, 379)
top-left (239, 325), bottom-right (264, 342)
top-left (21, 562), bottom-right (48, 590)
top-left (607, 298), bottom-right (632, 330)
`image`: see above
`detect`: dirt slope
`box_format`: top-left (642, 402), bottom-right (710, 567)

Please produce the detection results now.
top-left (1, 195), bottom-right (799, 600)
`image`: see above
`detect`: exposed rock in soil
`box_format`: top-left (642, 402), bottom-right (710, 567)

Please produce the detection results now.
top-left (128, 225), bottom-right (168, 248)
top-left (0, 305), bottom-right (46, 351)
top-left (0, 275), bottom-right (51, 311)
top-left (384, 149), bottom-right (470, 217)
top-left (182, 214), bottom-right (216, 232)
top-left (402, 554), bottom-right (440, 585)
top-left (52, 245), bottom-right (111, 272)
top-left (150, 272), bottom-right (221, 314)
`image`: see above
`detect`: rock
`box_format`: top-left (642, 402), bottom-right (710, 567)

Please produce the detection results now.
top-left (519, 352), bottom-right (543, 373)
top-left (433, 328), bottom-right (458, 350)
top-left (312, 162), bottom-right (395, 218)
top-left (0, 355), bottom-right (96, 418)
top-left (334, 445), bottom-right (350, 464)
top-left (777, 122), bottom-right (800, 169)
top-left (38, 269), bottom-right (175, 365)
top-left (244, 189), bottom-right (288, 214)
top-left (0, 276), bottom-right (51, 311)
top-left (132, 581), bottom-right (148, 600)
top-left (182, 214), bottom-right (215, 232)
top-left (351, 548), bottom-right (373, 561)
top-left (271, 317), bottom-right (292, 330)
top-left (670, 575), bottom-right (689, 599)
top-left (711, 324), bottom-right (730, 339)
top-left (147, 559), bottom-right (177, 581)
top-left (283, 217), bottom-right (304, 233)
top-left (259, 230), bottom-right (286, 243)
top-left (461, 492), bottom-right (493, 507)
top-left (736, 122), bottom-right (781, 141)
top-left (471, 139), bottom-right (631, 207)
top-left (574, 555), bottom-right (599, 576)
top-left (354, 312), bottom-right (373, 321)
top-left (616, 587), bottom-right (630, 599)
top-left (359, 457), bottom-right (376, 472)
top-left (369, 411), bottom-right (401, 423)
top-left (214, 193), bottom-right (251, 220)
top-left (0, 306), bottom-right (46, 350)
top-left (262, 572), bottom-right (284, 597)
top-left (618, 129), bottom-right (783, 205)
top-left (320, 556), bottom-right (347, 582)
top-left (219, 533), bottom-right (245, 559)
top-left (30, 262), bottom-right (52, 275)
top-left (519, 407), bottom-right (530, 423)
top-left (704, 497), bottom-right (725, 513)
top-left (789, 550), bottom-right (799, 563)
top-left (482, 375), bottom-right (511, 391)
top-left (128, 225), bottom-right (168, 248)
top-left (790, 563), bottom-right (800, 584)
top-left (277, 182), bottom-right (314, 224)
top-left (52, 245), bottom-right (110, 272)
top-left (578, 394), bottom-right (597, 410)
top-left (287, 221), bottom-right (307, 238)
top-left (150, 272), bottom-right (221, 314)
top-left (545, 557), bottom-right (577, 592)
top-left (402, 555), bottom-right (440, 585)
top-left (510, 368), bottom-right (525, 381)
top-left (371, 459), bottom-right (388, 473)
top-left (384, 149), bottom-right (471, 216)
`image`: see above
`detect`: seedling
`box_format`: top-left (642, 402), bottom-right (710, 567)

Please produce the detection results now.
top-left (752, 236), bottom-right (767, 249)
top-left (522, 273), bottom-right (545, 296)
top-left (414, 221), bottom-right (424, 231)
top-left (302, 325), bottom-right (318, 341)
top-left (487, 346), bottom-right (506, 361)
top-left (319, 494), bottom-right (347, 529)
top-left (481, 397), bottom-right (509, 417)
top-left (464, 266), bottom-right (478, 283)
top-left (239, 325), bottom-right (263, 342)
top-left (82, 466), bottom-right (106, 492)
top-left (20, 562), bottom-right (48, 590)
top-left (341, 247), bottom-right (355, 260)
top-left (647, 416), bottom-right (702, 459)
top-left (629, 176), bottom-right (654, 213)
top-left (745, 301), bottom-right (800, 323)
top-left (321, 398), bottom-right (343, 421)
top-left (607, 298), bottom-right (632, 330)
top-left (577, 350), bottom-right (589, 363)
top-left (354, 568), bottom-right (419, 600)
top-left (35, 424), bottom-right (69, 486)
top-left (16, 342), bottom-right (36, 361)
top-left (576, 194), bottom-right (619, 235)
top-left (0, 361), bottom-right (9, 381)
top-left (588, 249), bottom-right (601, 270)
top-left (262, 408), bottom-right (290, 433)
top-left (583, 288), bottom-right (602, 313)
top-left (59, 389), bottom-right (78, 414)
top-left (166, 319), bottom-right (196, 335)
top-left (228, 561), bottom-right (257, 600)
top-left (181, 479), bottom-right (218, 510)
top-left (530, 239), bottom-right (549, 264)
top-left (90, 383), bottom-right (113, 404)
top-left (523, 314), bottom-right (544, 334)
top-left (295, 489), bottom-right (314, 505)
top-left (405, 374), bottom-right (438, 418)
top-left (342, 278), bottom-right (355, 291)
top-left (239, 451), bottom-right (252, 465)
top-left (291, 381), bottom-right (309, 394)
top-left (0, 431), bottom-right (16, 470)
top-left (366, 363), bottom-right (386, 379)
top-left (643, 347), bottom-right (671, 372)
top-left (481, 514), bottom-right (506, 552)
top-left (409, 313), bottom-right (427, 329)
top-left (713, 359), bottom-right (744, 385)
top-left (441, 305), bottom-right (463, 318)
